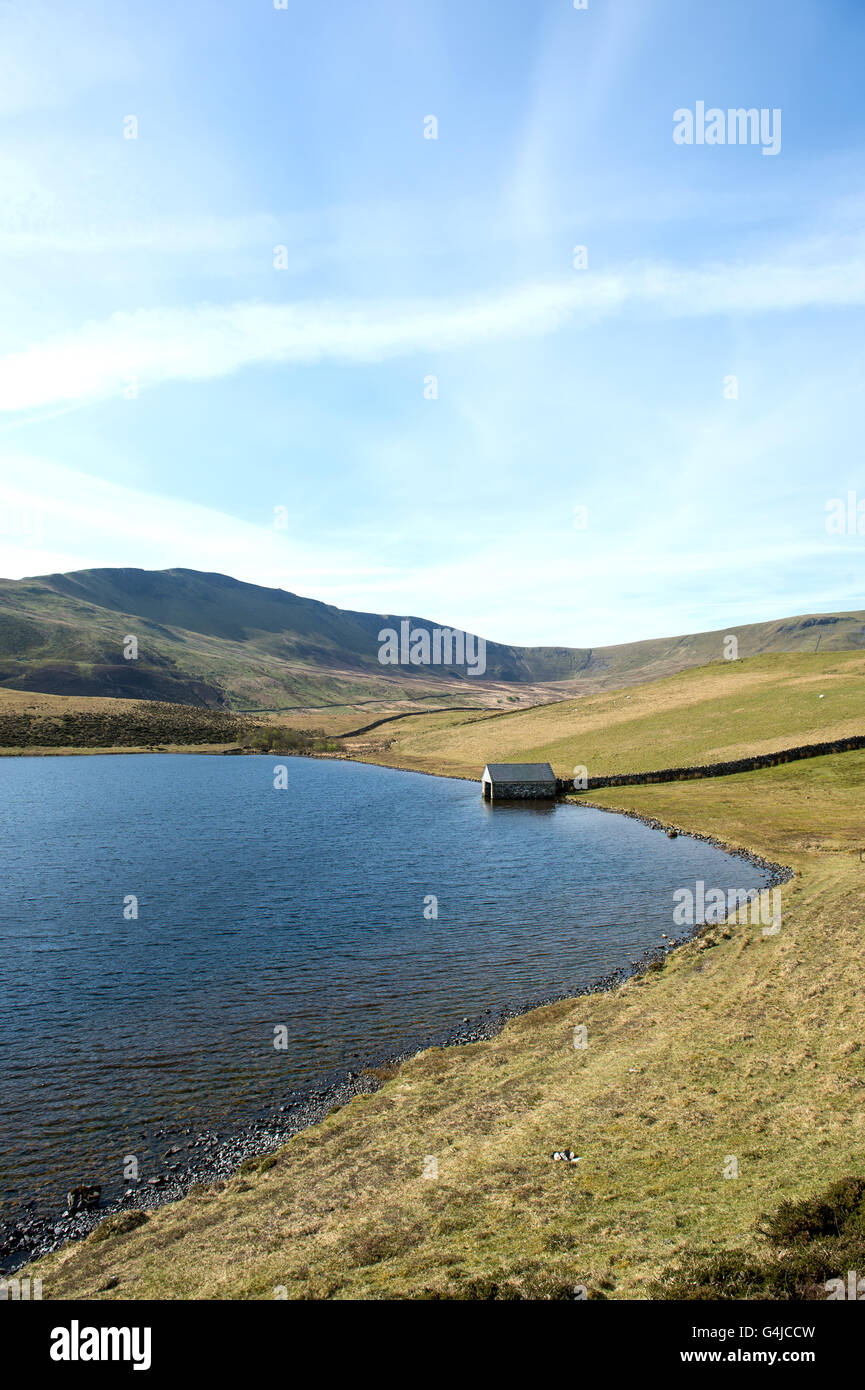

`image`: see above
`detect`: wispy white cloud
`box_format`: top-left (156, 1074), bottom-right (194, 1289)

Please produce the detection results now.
top-left (1, 455), bottom-right (861, 648)
top-left (0, 457), bottom-right (394, 594)
top-left (2, 246), bottom-right (865, 412)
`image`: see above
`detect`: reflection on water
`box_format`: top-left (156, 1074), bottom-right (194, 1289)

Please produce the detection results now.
top-left (0, 754), bottom-right (769, 1212)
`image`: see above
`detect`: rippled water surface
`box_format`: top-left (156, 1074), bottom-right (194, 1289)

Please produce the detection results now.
top-left (0, 754), bottom-right (770, 1212)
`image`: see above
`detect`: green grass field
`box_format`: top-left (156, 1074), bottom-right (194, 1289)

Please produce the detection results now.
top-left (348, 651), bottom-right (865, 779)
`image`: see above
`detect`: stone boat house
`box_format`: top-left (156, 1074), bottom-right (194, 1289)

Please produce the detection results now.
top-left (481, 762), bottom-right (557, 801)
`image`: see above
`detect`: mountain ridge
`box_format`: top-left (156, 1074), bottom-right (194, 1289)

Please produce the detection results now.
top-left (0, 566), bottom-right (863, 709)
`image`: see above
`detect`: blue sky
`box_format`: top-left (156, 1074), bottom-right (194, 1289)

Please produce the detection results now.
top-left (0, 0), bottom-right (863, 646)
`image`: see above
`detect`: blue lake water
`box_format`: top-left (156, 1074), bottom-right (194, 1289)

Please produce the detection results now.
top-left (0, 753), bottom-right (770, 1214)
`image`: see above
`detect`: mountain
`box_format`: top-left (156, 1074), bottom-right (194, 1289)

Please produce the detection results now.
top-left (0, 566), bottom-right (863, 710)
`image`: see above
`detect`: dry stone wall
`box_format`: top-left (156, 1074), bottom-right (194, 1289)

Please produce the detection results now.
top-left (556, 733), bottom-right (865, 794)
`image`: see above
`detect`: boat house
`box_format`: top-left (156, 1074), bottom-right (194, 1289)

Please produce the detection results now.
top-left (481, 762), bottom-right (557, 801)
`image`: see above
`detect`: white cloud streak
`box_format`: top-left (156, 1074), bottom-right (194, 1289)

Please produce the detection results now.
top-left (3, 250), bottom-right (865, 412)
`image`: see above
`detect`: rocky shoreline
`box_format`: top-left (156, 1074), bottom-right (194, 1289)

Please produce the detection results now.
top-left (569, 794), bottom-right (796, 885)
top-left (0, 808), bottom-right (792, 1278)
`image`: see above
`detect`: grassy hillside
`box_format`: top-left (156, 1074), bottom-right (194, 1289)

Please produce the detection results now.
top-left (347, 651), bottom-right (865, 778)
top-left (0, 568), bottom-right (540, 709)
top-left (23, 667), bottom-right (865, 1299)
top-left (0, 565), bottom-right (862, 710)
top-left (545, 607), bottom-right (865, 690)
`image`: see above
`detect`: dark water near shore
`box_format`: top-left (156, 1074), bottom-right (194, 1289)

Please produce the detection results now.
top-left (0, 754), bottom-right (770, 1215)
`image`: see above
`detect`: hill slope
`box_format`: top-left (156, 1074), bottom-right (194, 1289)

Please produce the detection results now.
top-left (0, 565), bottom-right (862, 710)
top-left (346, 650), bottom-right (865, 778)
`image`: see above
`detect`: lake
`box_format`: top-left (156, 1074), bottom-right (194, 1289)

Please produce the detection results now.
top-left (0, 753), bottom-right (771, 1216)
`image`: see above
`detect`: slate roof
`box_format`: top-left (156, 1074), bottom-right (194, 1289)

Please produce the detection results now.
top-left (482, 762), bottom-right (556, 782)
